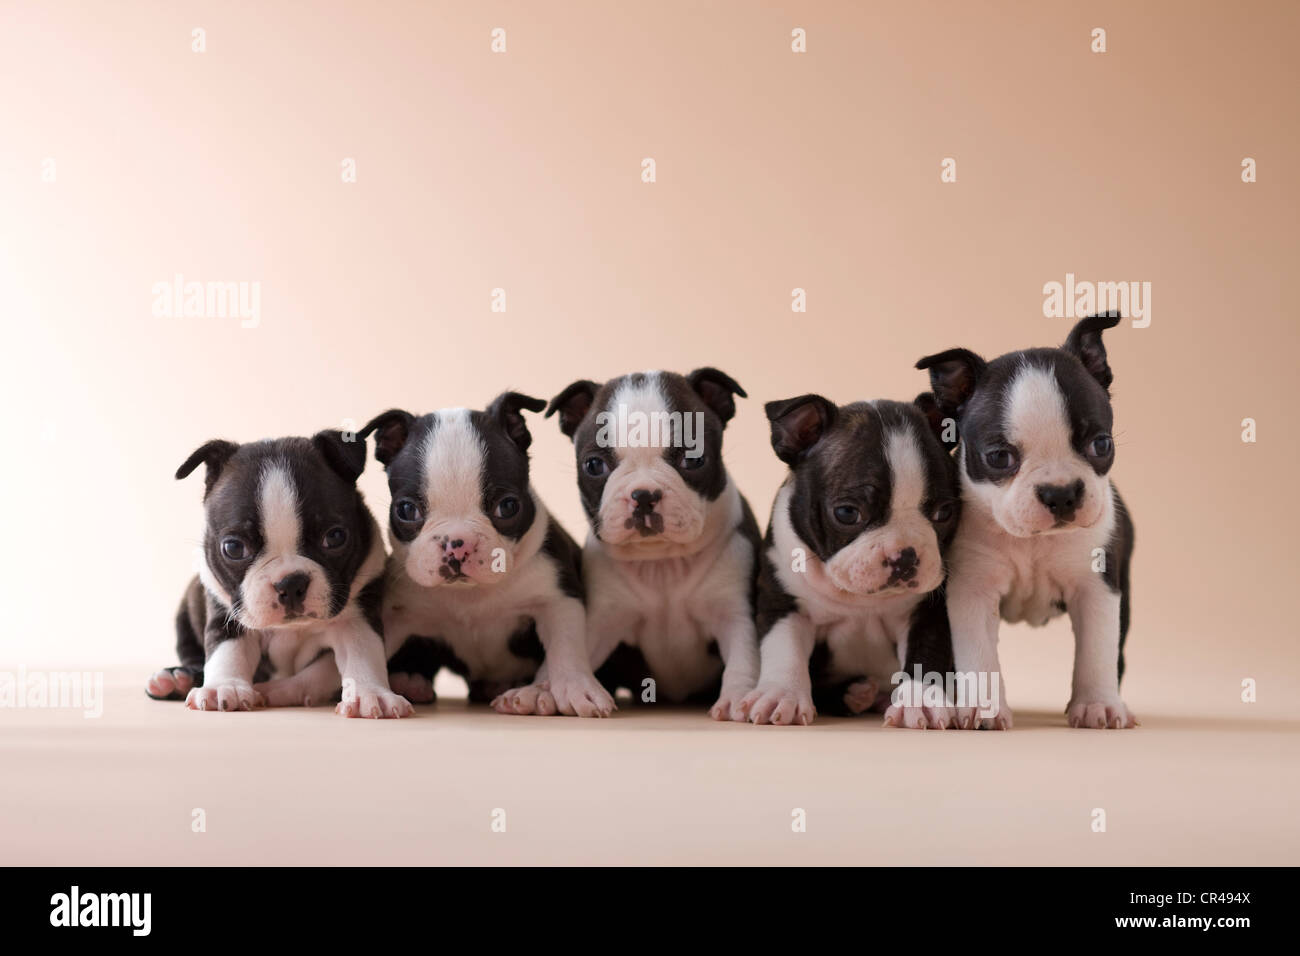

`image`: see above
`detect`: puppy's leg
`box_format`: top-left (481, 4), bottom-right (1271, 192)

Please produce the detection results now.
top-left (1065, 579), bottom-right (1136, 729)
top-left (186, 634), bottom-right (263, 712)
top-left (332, 621), bottom-right (413, 719)
top-left (147, 580), bottom-right (208, 700)
top-left (704, 602), bottom-right (759, 722)
top-left (739, 613), bottom-right (816, 726)
top-left (884, 590), bottom-right (956, 730)
top-left (946, 576), bottom-right (1012, 730)
top-left (255, 651), bottom-right (341, 708)
top-left (495, 596), bottom-right (614, 718)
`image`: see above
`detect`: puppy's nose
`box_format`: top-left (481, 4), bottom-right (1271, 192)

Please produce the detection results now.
top-left (442, 537), bottom-right (474, 563)
top-left (630, 488), bottom-right (662, 511)
top-left (273, 572), bottom-right (310, 612)
top-left (887, 547), bottom-right (919, 582)
top-left (1036, 480), bottom-right (1085, 521)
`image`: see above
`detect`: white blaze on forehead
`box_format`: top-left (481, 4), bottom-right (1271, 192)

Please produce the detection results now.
top-left (258, 462), bottom-right (300, 556)
top-left (1005, 363), bottom-right (1073, 459)
top-left (422, 409), bottom-right (486, 517)
top-left (884, 426), bottom-right (927, 515)
top-left (608, 373), bottom-right (670, 463)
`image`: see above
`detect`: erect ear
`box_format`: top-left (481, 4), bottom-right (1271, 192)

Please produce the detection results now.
top-left (764, 394), bottom-right (838, 466)
top-left (175, 440), bottom-right (239, 496)
top-left (545, 380), bottom-right (600, 439)
top-left (359, 409), bottom-right (416, 467)
top-left (687, 367), bottom-right (748, 427)
top-left (914, 348), bottom-right (987, 418)
top-left (312, 429), bottom-right (367, 484)
top-left (1063, 311), bottom-right (1121, 392)
top-left (914, 392), bottom-right (958, 451)
top-left (487, 391), bottom-right (547, 452)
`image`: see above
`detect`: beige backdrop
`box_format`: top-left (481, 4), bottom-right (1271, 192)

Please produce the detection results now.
top-left (1, 2), bottom-right (1297, 713)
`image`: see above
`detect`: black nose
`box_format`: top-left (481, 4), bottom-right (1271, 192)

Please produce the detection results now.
top-left (631, 489), bottom-right (662, 510)
top-left (888, 547), bottom-right (919, 582)
top-left (1035, 480), bottom-right (1085, 521)
top-left (273, 572), bottom-right (310, 612)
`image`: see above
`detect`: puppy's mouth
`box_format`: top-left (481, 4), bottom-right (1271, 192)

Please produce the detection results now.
top-left (624, 509), bottom-right (665, 537)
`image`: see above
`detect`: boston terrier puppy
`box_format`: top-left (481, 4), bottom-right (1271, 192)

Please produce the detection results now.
top-left (361, 393), bottom-right (613, 717)
top-left (747, 394), bottom-right (961, 727)
top-left (546, 369), bottom-right (761, 720)
top-left (145, 430), bottom-right (412, 718)
top-left (915, 312), bottom-right (1136, 730)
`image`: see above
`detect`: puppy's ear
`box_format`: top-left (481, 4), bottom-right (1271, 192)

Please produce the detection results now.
top-left (546, 380), bottom-right (600, 438)
top-left (360, 409), bottom-right (416, 467)
top-left (1063, 311), bottom-right (1121, 391)
top-left (765, 394), bottom-right (837, 466)
top-left (312, 430), bottom-right (367, 484)
top-left (914, 348), bottom-right (987, 418)
top-left (914, 392), bottom-right (958, 451)
top-left (487, 391), bottom-right (547, 452)
top-left (687, 367), bottom-right (748, 427)
top-left (176, 440), bottom-right (239, 496)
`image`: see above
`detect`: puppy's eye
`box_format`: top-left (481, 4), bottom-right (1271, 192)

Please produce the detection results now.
top-left (930, 502), bottom-right (955, 523)
top-left (584, 457), bottom-right (608, 478)
top-left (679, 452), bottom-right (706, 471)
top-left (394, 499), bottom-right (423, 523)
top-left (1089, 435), bottom-right (1114, 458)
top-left (495, 496), bottom-right (521, 519)
top-left (832, 505), bottom-right (861, 525)
top-left (984, 448), bottom-right (1019, 472)
top-left (221, 537), bottom-right (248, 561)
top-left (322, 526), bottom-right (348, 550)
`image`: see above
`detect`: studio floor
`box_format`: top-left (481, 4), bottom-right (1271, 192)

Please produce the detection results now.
top-left (4, 670), bottom-right (1298, 866)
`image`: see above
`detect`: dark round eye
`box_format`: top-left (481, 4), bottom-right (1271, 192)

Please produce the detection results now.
top-left (584, 457), bottom-right (608, 478)
top-left (984, 448), bottom-right (1019, 472)
top-left (221, 537), bottom-right (247, 561)
top-left (495, 496), bottom-right (520, 519)
top-left (679, 452), bottom-right (706, 471)
top-left (930, 502), bottom-right (955, 523)
top-left (833, 505), bottom-right (861, 525)
top-left (1089, 435), bottom-right (1114, 458)
top-left (322, 526), bottom-right (348, 550)
top-left (394, 499), bottom-right (423, 523)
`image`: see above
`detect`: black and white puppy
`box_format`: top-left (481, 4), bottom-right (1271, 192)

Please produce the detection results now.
top-left (916, 312), bottom-right (1136, 730)
top-left (145, 431), bottom-right (412, 718)
top-left (747, 395), bottom-right (961, 726)
top-left (361, 393), bottom-right (613, 717)
top-left (547, 369), bottom-right (761, 720)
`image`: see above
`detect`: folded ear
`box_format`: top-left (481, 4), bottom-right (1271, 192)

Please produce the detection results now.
top-left (487, 391), bottom-right (547, 452)
top-left (175, 440), bottom-right (239, 496)
top-left (360, 409), bottom-right (416, 467)
top-left (1063, 311), bottom-right (1121, 391)
top-left (687, 367), bottom-right (748, 427)
top-left (545, 380), bottom-right (601, 438)
top-left (312, 430), bottom-right (367, 484)
top-left (914, 348), bottom-right (987, 418)
top-left (764, 394), bottom-right (838, 466)
top-left (914, 392), bottom-right (958, 451)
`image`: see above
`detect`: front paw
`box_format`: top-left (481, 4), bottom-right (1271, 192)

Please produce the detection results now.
top-left (547, 672), bottom-right (616, 718)
top-left (1066, 696), bottom-right (1136, 729)
top-left (882, 701), bottom-right (953, 730)
top-left (740, 684), bottom-right (816, 725)
top-left (954, 702), bottom-right (1014, 730)
top-left (335, 685), bottom-right (414, 719)
top-left (709, 684), bottom-right (753, 722)
top-left (491, 682), bottom-right (558, 717)
top-left (186, 679), bottom-right (263, 712)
